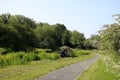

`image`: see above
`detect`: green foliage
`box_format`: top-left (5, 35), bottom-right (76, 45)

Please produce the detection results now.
top-left (0, 49), bottom-right (61, 67)
top-left (0, 52), bottom-right (33, 67)
top-left (96, 14), bottom-right (120, 53)
top-left (70, 30), bottom-right (85, 48)
top-left (98, 23), bottom-right (120, 52)
top-left (35, 23), bottom-right (66, 50)
top-left (0, 13), bottom-right (87, 51)
top-left (53, 24), bottom-right (66, 47)
top-left (0, 13), bottom-right (37, 51)
top-left (62, 30), bottom-right (72, 46)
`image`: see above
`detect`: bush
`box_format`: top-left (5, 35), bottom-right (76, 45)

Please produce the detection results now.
top-left (59, 46), bottom-right (75, 57)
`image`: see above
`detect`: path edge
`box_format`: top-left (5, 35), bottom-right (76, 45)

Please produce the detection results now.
top-left (74, 54), bottom-right (99, 80)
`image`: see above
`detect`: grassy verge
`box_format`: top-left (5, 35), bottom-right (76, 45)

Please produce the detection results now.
top-left (77, 51), bottom-right (120, 80)
top-left (0, 52), bottom-right (95, 80)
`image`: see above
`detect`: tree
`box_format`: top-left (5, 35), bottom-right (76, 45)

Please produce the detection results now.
top-left (0, 13), bottom-right (11, 24)
top-left (0, 13), bottom-right (37, 51)
top-left (98, 23), bottom-right (120, 52)
top-left (0, 13), bottom-right (87, 51)
top-left (53, 23), bottom-right (66, 47)
top-left (35, 23), bottom-right (57, 50)
top-left (62, 30), bottom-right (72, 46)
top-left (70, 31), bottom-right (85, 48)
top-left (35, 23), bottom-right (67, 50)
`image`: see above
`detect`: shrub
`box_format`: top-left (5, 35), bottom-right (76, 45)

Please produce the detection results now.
top-left (59, 46), bottom-right (75, 57)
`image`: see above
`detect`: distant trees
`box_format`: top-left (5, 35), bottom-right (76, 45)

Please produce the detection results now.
top-left (2, 13), bottom-right (120, 53)
top-left (1, 13), bottom-right (120, 53)
top-left (0, 13), bottom-right (86, 51)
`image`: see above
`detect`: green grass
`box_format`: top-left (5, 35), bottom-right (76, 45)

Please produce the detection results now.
top-left (77, 51), bottom-right (120, 80)
top-left (0, 52), bottom-right (95, 80)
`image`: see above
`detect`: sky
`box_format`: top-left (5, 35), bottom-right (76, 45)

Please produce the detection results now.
top-left (0, 0), bottom-right (120, 38)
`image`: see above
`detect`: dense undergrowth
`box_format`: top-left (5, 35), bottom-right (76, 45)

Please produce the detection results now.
top-left (0, 47), bottom-right (91, 67)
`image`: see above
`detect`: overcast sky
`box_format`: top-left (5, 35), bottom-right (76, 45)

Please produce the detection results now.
top-left (0, 0), bottom-right (120, 38)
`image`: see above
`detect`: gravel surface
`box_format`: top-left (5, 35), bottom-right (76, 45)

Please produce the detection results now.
top-left (36, 55), bottom-right (99, 80)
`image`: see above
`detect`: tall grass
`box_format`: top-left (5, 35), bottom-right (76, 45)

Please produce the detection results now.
top-left (0, 52), bottom-right (33, 67)
top-left (73, 49), bottom-right (91, 57)
top-left (0, 48), bottom-right (91, 67)
top-left (0, 49), bottom-right (60, 67)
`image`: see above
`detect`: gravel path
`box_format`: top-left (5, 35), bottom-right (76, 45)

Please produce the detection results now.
top-left (36, 55), bottom-right (99, 80)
